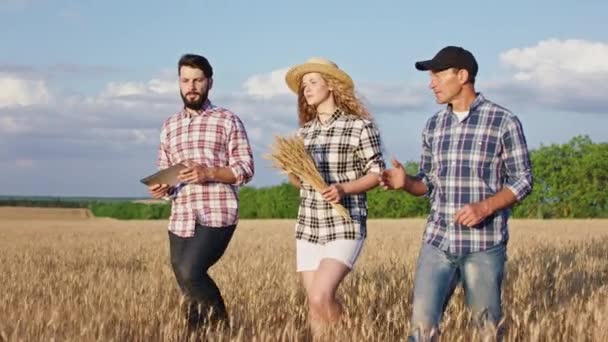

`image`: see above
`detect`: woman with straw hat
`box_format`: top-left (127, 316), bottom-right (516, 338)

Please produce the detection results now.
top-left (284, 57), bottom-right (385, 336)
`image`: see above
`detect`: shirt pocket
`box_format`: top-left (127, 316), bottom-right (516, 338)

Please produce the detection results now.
top-left (473, 134), bottom-right (501, 170)
top-left (199, 125), bottom-right (229, 162)
top-left (473, 134), bottom-right (502, 194)
top-left (431, 130), bottom-right (451, 169)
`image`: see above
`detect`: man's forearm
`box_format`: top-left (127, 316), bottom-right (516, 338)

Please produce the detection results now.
top-left (481, 187), bottom-right (518, 214)
top-left (207, 167), bottom-right (237, 184)
top-left (403, 175), bottom-right (429, 196)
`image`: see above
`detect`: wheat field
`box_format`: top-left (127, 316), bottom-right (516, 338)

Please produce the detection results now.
top-left (1, 209), bottom-right (607, 341)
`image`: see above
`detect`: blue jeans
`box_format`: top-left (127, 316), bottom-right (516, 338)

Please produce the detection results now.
top-left (409, 242), bottom-right (506, 340)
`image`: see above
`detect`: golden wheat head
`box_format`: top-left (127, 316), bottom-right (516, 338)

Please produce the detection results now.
top-left (264, 135), bottom-right (351, 221)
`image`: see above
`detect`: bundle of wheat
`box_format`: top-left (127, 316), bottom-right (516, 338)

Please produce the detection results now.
top-left (266, 135), bottom-right (351, 221)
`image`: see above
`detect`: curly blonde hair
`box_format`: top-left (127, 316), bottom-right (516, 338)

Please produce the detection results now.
top-left (297, 74), bottom-right (370, 126)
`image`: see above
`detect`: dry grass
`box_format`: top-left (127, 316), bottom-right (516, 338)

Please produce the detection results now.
top-left (0, 207), bottom-right (91, 220)
top-left (0, 212), bottom-right (607, 341)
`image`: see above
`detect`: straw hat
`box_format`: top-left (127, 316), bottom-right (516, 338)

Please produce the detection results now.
top-left (284, 57), bottom-right (354, 94)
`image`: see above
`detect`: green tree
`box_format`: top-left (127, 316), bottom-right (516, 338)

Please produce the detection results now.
top-left (513, 135), bottom-right (608, 218)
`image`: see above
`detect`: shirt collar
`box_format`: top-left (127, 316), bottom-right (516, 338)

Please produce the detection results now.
top-left (446, 92), bottom-right (485, 114)
top-left (181, 100), bottom-right (212, 119)
top-left (316, 108), bottom-right (343, 127)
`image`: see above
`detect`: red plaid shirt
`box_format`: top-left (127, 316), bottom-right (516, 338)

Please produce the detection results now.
top-left (157, 101), bottom-right (254, 237)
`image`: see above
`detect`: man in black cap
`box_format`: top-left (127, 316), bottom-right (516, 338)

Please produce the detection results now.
top-left (380, 46), bottom-right (533, 340)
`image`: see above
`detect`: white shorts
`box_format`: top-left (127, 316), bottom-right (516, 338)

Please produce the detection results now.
top-left (296, 239), bottom-right (365, 272)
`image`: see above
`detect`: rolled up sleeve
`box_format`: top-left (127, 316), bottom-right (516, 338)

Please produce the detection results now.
top-left (501, 115), bottom-right (533, 201)
top-left (357, 121), bottom-right (386, 175)
top-left (228, 116), bottom-right (254, 186)
top-left (414, 121), bottom-right (434, 197)
top-left (157, 124), bottom-right (171, 170)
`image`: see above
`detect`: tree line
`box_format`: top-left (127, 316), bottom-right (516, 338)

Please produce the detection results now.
top-left (2, 135), bottom-right (605, 220)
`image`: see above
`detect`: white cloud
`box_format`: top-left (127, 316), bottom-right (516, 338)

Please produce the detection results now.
top-left (492, 39), bottom-right (608, 112)
top-left (243, 67), bottom-right (291, 99)
top-left (237, 67), bottom-right (430, 116)
top-left (148, 79), bottom-right (176, 94)
top-left (101, 82), bottom-right (148, 97)
top-left (358, 82), bottom-right (428, 113)
top-left (130, 129), bottom-right (150, 144)
top-left (0, 64), bottom-right (121, 78)
top-left (85, 127), bottom-right (157, 145)
top-left (500, 39), bottom-right (608, 76)
top-left (0, 71), bottom-right (175, 172)
top-left (0, 115), bottom-right (30, 133)
top-left (3, 44), bottom-right (607, 196)
top-left (93, 77), bottom-right (178, 110)
top-left (0, 74), bottom-right (51, 107)
top-left (100, 78), bottom-right (175, 98)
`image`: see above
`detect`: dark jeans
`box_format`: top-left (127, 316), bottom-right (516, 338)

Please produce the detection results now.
top-left (169, 224), bottom-right (236, 326)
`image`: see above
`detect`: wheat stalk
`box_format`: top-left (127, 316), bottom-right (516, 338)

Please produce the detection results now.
top-left (265, 135), bottom-right (351, 221)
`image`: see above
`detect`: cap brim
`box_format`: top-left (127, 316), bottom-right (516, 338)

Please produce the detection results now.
top-left (415, 60), bottom-right (452, 72)
top-left (414, 60), bottom-right (434, 71)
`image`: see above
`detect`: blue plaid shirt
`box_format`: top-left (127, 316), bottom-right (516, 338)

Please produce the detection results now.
top-left (417, 93), bottom-right (532, 254)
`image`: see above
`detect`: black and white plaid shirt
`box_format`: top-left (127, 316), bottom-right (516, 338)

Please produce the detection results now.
top-left (296, 109), bottom-right (385, 244)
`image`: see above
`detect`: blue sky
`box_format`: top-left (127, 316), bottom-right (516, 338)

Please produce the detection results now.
top-left (1, 0), bottom-right (607, 197)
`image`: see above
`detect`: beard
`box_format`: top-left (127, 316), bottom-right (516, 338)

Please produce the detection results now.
top-left (180, 90), bottom-right (208, 110)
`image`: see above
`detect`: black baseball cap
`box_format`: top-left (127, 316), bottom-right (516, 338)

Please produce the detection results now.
top-left (415, 46), bottom-right (478, 78)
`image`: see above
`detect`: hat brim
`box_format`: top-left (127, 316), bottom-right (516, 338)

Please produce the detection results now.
top-left (415, 60), bottom-right (453, 72)
top-left (285, 63), bottom-right (354, 94)
top-left (415, 60), bottom-right (434, 71)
